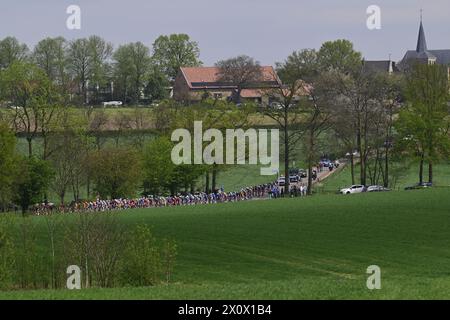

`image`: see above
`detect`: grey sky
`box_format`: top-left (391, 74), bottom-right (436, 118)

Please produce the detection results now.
top-left (1, 0), bottom-right (449, 65)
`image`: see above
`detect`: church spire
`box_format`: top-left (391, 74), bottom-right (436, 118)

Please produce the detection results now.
top-left (416, 11), bottom-right (427, 52)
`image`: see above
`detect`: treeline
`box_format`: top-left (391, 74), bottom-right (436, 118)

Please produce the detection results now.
top-left (0, 37), bottom-right (449, 212)
top-left (0, 34), bottom-right (202, 105)
top-left (0, 99), bottom-right (253, 212)
top-left (0, 214), bottom-right (176, 290)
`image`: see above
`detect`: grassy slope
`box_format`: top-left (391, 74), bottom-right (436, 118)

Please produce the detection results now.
top-left (1, 188), bottom-right (450, 299)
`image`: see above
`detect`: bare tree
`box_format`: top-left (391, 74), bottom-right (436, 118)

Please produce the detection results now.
top-left (216, 55), bottom-right (264, 104)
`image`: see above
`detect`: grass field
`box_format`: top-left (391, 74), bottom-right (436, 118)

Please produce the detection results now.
top-left (1, 188), bottom-right (450, 299)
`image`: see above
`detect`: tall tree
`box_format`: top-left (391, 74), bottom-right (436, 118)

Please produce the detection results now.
top-left (14, 157), bottom-right (53, 214)
top-left (272, 49), bottom-right (333, 195)
top-left (67, 36), bottom-right (112, 104)
top-left (396, 63), bottom-right (449, 184)
top-left (0, 37), bottom-right (29, 70)
top-left (142, 136), bottom-right (177, 195)
top-left (32, 37), bottom-right (68, 85)
top-left (216, 55), bottom-right (264, 104)
top-left (316, 40), bottom-right (382, 186)
top-left (265, 50), bottom-right (313, 194)
top-left (0, 61), bottom-right (59, 158)
top-left (152, 34), bottom-right (201, 79)
top-left (113, 42), bottom-right (152, 104)
top-left (67, 38), bottom-right (91, 104)
top-left (89, 147), bottom-right (142, 199)
top-left (88, 36), bottom-right (113, 102)
top-left (317, 39), bottom-right (362, 75)
top-left (48, 109), bottom-right (91, 204)
top-left (144, 66), bottom-right (170, 103)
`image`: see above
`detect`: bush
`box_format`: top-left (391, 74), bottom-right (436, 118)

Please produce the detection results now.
top-left (0, 214), bottom-right (177, 291)
top-left (63, 212), bottom-right (126, 288)
top-left (120, 225), bottom-right (161, 286)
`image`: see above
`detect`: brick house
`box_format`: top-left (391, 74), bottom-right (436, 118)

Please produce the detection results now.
top-left (173, 66), bottom-right (282, 104)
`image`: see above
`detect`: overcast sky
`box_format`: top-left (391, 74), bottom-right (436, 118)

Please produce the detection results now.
top-left (1, 0), bottom-right (449, 65)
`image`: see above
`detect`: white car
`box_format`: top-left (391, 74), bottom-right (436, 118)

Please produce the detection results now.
top-left (102, 101), bottom-right (123, 107)
top-left (340, 185), bottom-right (366, 194)
top-left (367, 185), bottom-right (390, 192)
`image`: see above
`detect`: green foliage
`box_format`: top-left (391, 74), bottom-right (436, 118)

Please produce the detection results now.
top-left (120, 225), bottom-right (162, 286)
top-left (32, 37), bottom-right (68, 83)
top-left (112, 42), bottom-right (153, 104)
top-left (276, 49), bottom-right (319, 84)
top-left (152, 34), bottom-right (202, 79)
top-left (0, 61), bottom-right (54, 107)
top-left (142, 136), bottom-right (177, 195)
top-left (66, 36), bottom-right (113, 104)
top-left (14, 157), bottom-right (53, 213)
top-left (0, 123), bottom-right (18, 209)
top-left (0, 36), bottom-right (29, 69)
top-left (396, 63), bottom-right (450, 173)
top-left (89, 147), bottom-right (142, 199)
top-left (317, 39), bottom-right (363, 75)
top-left (161, 238), bottom-right (177, 284)
top-left (63, 213), bottom-right (126, 288)
top-left (144, 67), bottom-right (170, 102)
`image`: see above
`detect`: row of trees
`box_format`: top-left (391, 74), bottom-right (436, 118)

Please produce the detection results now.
top-left (1, 37), bottom-right (449, 210)
top-left (0, 34), bottom-right (201, 105)
top-left (0, 98), bottom-right (253, 212)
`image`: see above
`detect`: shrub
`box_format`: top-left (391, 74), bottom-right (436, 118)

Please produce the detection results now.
top-left (120, 225), bottom-right (162, 287)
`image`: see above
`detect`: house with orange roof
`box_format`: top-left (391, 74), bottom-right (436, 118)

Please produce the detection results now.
top-left (173, 66), bottom-right (282, 105)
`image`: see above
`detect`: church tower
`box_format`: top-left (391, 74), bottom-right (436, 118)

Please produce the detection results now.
top-left (416, 19), bottom-right (428, 53)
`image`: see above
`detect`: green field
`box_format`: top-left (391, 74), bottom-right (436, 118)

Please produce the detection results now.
top-left (1, 188), bottom-right (450, 299)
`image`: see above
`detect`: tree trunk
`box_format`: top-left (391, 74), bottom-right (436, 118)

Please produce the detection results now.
top-left (60, 191), bottom-right (65, 206)
top-left (357, 123), bottom-right (366, 186)
top-left (419, 154), bottom-right (424, 184)
top-left (283, 109), bottom-right (290, 197)
top-left (307, 128), bottom-right (314, 195)
top-left (428, 161), bottom-right (433, 184)
top-left (350, 153), bottom-right (355, 185)
top-left (384, 146), bottom-right (389, 188)
top-left (212, 165), bottom-right (217, 192)
top-left (86, 176), bottom-right (90, 200)
top-left (205, 171), bottom-right (210, 193)
top-left (27, 137), bottom-right (33, 158)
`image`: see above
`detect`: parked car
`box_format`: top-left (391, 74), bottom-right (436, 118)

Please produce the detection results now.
top-left (269, 102), bottom-right (283, 110)
top-left (340, 185), bottom-right (366, 194)
top-left (289, 175), bottom-right (300, 183)
top-left (367, 185), bottom-right (390, 192)
top-left (298, 169), bottom-right (307, 178)
top-left (405, 182), bottom-right (432, 190)
top-left (102, 101), bottom-right (123, 107)
top-left (320, 159), bottom-right (332, 166)
top-left (277, 176), bottom-right (286, 187)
